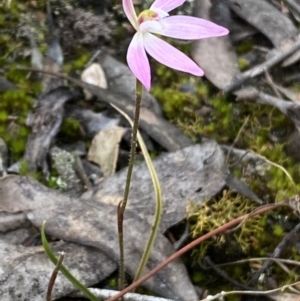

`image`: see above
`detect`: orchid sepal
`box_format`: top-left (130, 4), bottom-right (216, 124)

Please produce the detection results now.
top-left (123, 0), bottom-right (229, 90)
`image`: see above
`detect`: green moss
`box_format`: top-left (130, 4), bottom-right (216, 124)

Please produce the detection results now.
top-left (63, 48), bottom-right (90, 73)
top-left (236, 40), bottom-right (253, 54)
top-left (238, 57), bottom-right (250, 71)
top-left (73, 53), bottom-right (90, 69)
top-left (11, 138), bottom-right (26, 155)
top-left (154, 60), bottom-right (299, 200)
top-left (0, 64), bottom-right (37, 160)
top-left (0, 111), bottom-right (8, 122)
top-left (19, 159), bottom-right (29, 175)
top-left (19, 158), bottom-right (43, 180)
top-left (46, 177), bottom-right (59, 189)
top-left (60, 117), bottom-right (82, 138)
top-left (0, 0), bottom-right (43, 165)
top-left (152, 84), bottom-right (199, 120)
top-left (108, 277), bottom-right (118, 288)
top-left (191, 271), bottom-right (205, 283)
top-left (272, 224), bottom-right (284, 236)
top-left (188, 192), bottom-right (267, 261)
top-left (0, 0), bottom-right (41, 164)
top-left (186, 191), bottom-right (293, 293)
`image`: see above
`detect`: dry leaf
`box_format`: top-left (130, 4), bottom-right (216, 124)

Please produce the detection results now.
top-left (88, 126), bottom-right (126, 177)
top-left (81, 63), bottom-right (107, 99)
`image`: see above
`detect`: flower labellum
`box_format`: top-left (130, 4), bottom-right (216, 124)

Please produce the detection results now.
top-left (123, 0), bottom-right (229, 91)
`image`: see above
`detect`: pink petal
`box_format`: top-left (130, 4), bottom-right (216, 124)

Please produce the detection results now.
top-left (127, 32), bottom-right (151, 90)
top-left (150, 0), bottom-right (186, 13)
top-left (123, 0), bottom-right (138, 29)
top-left (149, 16), bottom-right (229, 39)
top-left (143, 33), bottom-right (204, 76)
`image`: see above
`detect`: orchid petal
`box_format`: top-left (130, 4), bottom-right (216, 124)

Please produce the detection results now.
top-left (143, 33), bottom-right (204, 76)
top-left (150, 0), bottom-right (186, 13)
top-left (149, 16), bottom-right (229, 39)
top-left (123, 0), bottom-right (138, 29)
top-left (127, 32), bottom-right (151, 90)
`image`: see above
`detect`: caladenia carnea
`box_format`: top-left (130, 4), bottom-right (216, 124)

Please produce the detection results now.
top-left (124, 0), bottom-right (229, 90)
top-left (118, 0), bottom-right (229, 293)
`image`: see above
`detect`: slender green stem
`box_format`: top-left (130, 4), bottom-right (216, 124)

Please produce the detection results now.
top-left (118, 79), bottom-right (143, 292)
top-left (110, 103), bottom-right (163, 290)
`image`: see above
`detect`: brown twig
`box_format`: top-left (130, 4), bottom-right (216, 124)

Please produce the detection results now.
top-left (105, 202), bottom-right (287, 301)
top-left (235, 86), bottom-right (300, 132)
top-left (224, 34), bottom-right (300, 93)
top-left (226, 203), bottom-right (289, 234)
top-left (204, 257), bottom-right (254, 290)
top-left (73, 154), bottom-right (92, 190)
top-left (200, 280), bottom-right (300, 301)
top-left (225, 115), bottom-right (249, 163)
top-left (218, 256), bottom-right (300, 268)
top-left (227, 150), bottom-right (252, 167)
top-left (264, 70), bottom-right (282, 99)
top-left (247, 221), bottom-right (300, 286)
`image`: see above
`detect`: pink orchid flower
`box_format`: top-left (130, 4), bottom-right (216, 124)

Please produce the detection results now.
top-left (123, 0), bottom-right (229, 91)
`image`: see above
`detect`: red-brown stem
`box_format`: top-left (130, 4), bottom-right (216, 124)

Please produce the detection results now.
top-left (117, 201), bottom-right (125, 293)
top-left (106, 203), bottom-right (282, 301)
top-left (46, 252), bottom-right (65, 301)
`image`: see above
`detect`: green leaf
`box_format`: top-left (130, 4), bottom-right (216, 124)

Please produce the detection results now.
top-left (41, 221), bottom-right (99, 301)
top-left (109, 104), bottom-right (163, 282)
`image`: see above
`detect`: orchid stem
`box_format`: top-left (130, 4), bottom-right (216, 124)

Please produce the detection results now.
top-left (118, 79), bottom-right (143, 293)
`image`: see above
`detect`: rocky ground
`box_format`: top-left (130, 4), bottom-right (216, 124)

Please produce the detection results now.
top-left (1, 0), bottom-right (300, 301)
